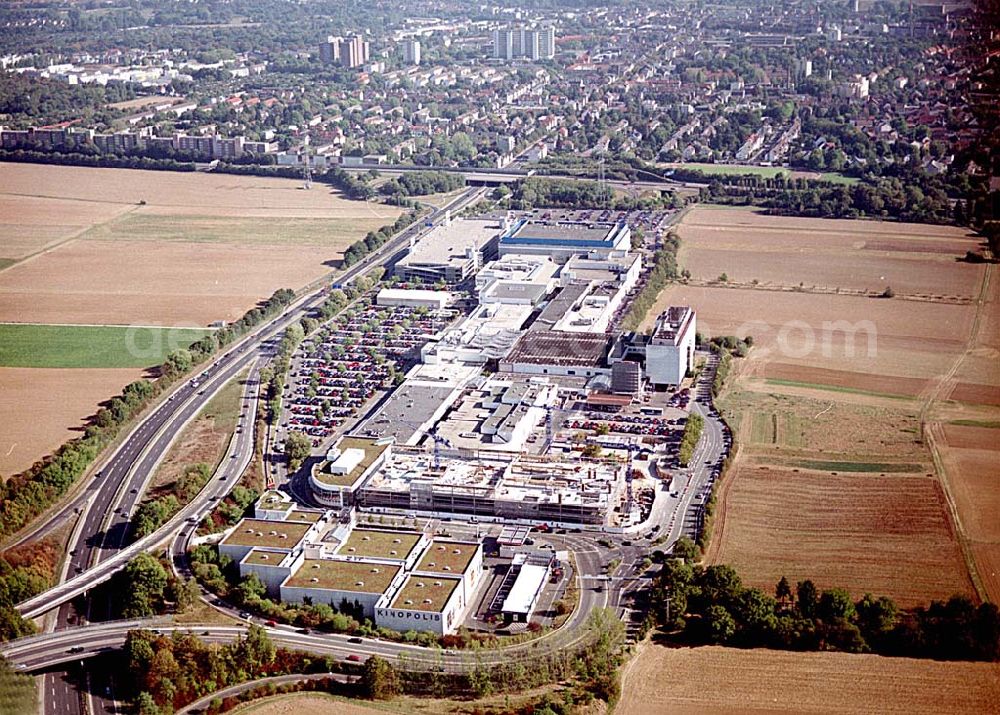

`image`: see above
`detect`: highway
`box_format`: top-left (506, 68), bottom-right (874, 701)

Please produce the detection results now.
top-left (16, 186), bottom-right (487, 624)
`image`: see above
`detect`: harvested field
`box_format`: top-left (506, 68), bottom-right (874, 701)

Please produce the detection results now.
top-left (937, 423), bottom-right (1000, 603)
top-left (618, 643), bottom-right (1000, 715)
top-left (233, 694), bottom-right (382, 715)
top-left (718, 389), bottom-right (927, 461)
top-left (642, 283), bottom-right (968, 384)
top-left (676, 205), bottom-right (982, 298)
top-left (0, 162), bottom-right (405, 326)
top-left (0, 367), bottom-right (144, 478)
top-left (0, 194), bottom-right (133, 263)
top-left (231, 687), bottom-right (566, 715)
top-left (712, 466), bottom-right (974, 607)
top-left (0, 239), bottom-right (344, 327)
top-left (0, 162), bottom-right (402, 218)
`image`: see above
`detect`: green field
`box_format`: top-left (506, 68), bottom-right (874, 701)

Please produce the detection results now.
top-left (666, 162), bottom-right (792, 178)
top-left (765, 379), bottom-right (913, 402)
top-left (818, 172), bottom-right (860, 185)
top-left (81, 213), bottom-right (393, 248)
top-left (949, 419), bottom-right (1000, 428)
top-left (0, 323), bottom-right (212, 368)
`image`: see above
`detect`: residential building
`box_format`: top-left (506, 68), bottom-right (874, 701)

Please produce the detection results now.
top-left (401, 39), bottom-right (421, 66)
top-left (319, 36), bottom-right (342, 64)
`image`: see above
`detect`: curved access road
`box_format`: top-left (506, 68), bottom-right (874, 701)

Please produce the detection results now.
top-left (177, 673), bottom-right (357, 715)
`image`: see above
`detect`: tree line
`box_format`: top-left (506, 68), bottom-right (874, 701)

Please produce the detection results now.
top-left (653, 557), bottom-right (1000, 662)
top-left (678, 413), bottom-right (704, 468)
top-left (378, 171), bottom-right (465, 198)
top-left (0, 148), bottom-right (197, 173)
top-left (621, 231), bottom-right (680, 331)
top-left (122, 607), bottom-right (625, 714)
top-left (699, 175), bottom-right (956, 225)
top-left (342, 209), bottom-right (423, 267)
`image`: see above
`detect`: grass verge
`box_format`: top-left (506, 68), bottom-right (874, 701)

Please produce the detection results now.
top-left (0, 657), bottom-right (35, 714)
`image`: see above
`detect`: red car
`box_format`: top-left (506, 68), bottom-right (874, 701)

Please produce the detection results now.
top-left (346, 654), bottom-right (362, 662)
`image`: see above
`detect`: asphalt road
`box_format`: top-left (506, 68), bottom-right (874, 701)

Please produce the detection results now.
top-left (664, 352), bottom-right (729, 546)
top-left (177, 673), bottom-right (357, 715)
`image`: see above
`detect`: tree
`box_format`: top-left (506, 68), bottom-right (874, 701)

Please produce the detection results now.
top-left (136, 691), bottom-right (161, 715)
top-left (881, 286), bottom-right (895, 298)
top-left (854, 593), bottom-right (898, 647)
top-left (705, 604), bottom-right (736, 643)
top-left (237, 624), bottom-right (276, 674)
top-left (818, 588), bottom-right (856, 623)
top-left (234, 573), bottom-right (266, 606)
top-left (673, 536), bottom-right (700, 564)
top-left (360, 656), bottom-right (401, 700)
top-left (284, 431), bottom-right (312, 472)
top-left (121, 553), bottom-right (169, 617)
top-left (796, 580), bottom-right (818, 619)
top-left (775, 576), bottom-right (792, 605)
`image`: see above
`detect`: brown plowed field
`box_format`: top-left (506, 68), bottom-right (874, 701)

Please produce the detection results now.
top-left (0, 367), bottom-right (145, 477)
top-left (949, 382), bottom-right (1000, 406)
top-left (972, 546), bottom-right (1000, 607)
top-left (712, 466), bottom-right (974, 607)
top-left (938, 424), bottom-right (1000, 603)
top-left (676, 206), bottom-right (982, 298)
top-left (618, 643), bottom-right (1000, 715)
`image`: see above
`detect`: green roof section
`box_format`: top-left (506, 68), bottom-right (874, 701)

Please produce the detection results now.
top-left (221, 519), bottom-right (311, 548)
top-left (284, 559), bottom-right (401, 594)
top-left (336, 528), bottom-right (423, 561)
top-left (243, 548), bottom-right (291, 566)
top-left (390, 574), bottom-right (460, 612)
top-left (415, 540), bottom-right (478, 576)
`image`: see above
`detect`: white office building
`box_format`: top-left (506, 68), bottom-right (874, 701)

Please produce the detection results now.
top-left (645, 306), bottom-right (697, 386)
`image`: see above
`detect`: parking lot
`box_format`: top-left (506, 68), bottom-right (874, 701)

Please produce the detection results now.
top-left (282, 298), bottom-right (456, 449)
